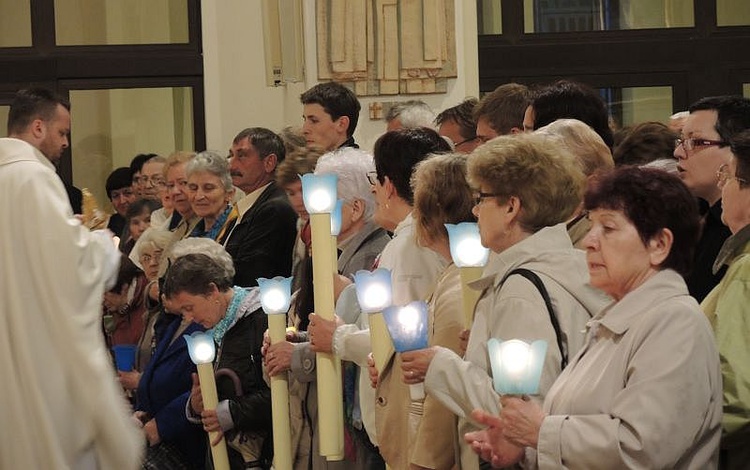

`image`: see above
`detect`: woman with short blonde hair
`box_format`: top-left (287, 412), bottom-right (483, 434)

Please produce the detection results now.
top-left (398, 152), bottom-right (474, 469)
top-left (468, 133), bottom-right (585, 232)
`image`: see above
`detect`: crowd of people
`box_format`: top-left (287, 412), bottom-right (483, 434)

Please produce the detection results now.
top-left (2, 78), bottom-right (749, 470)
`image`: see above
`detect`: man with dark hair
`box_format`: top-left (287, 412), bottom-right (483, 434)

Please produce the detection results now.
top-left (0, 88), bottom-right (141, 467)
top-left (435, 98), bottom-right (480, 153)
top-left (526, 79), bottom-right (615, 148)
top-left (473, 83), bottom-right (530, 143)
top-left (105, 166), bottom-right (136, 236)
top-left (675, 95), bottom-right (750, 301)
top-left (224, 127), bottom-right (298, 287)
top-left (8, 88), bottom-right (85, 212)
top-left (300, 82), bottom-right (362, 151)
top-left (7, 87), bottom-right (71, 163)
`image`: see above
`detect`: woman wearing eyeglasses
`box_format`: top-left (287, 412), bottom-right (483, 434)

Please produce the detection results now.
top-left (702, 129), bottom-right (750, 469)
top-left (402, 133), bottom-right (609, 469)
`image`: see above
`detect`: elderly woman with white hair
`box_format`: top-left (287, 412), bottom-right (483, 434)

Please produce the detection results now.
top-left (118, 227), bottom-right (175, 392)
top-left (185, 150), bottom-right (236, 241)
top-left (264, 146), bottom-right (391, 470)
top-left (318, 147), bottom-right (392, 274)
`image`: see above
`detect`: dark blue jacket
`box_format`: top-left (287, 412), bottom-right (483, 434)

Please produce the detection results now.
top-left (137, 315), bottom-right (207, 468)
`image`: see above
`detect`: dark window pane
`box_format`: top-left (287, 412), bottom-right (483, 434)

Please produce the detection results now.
top-left (524, 0), bottom-right (693, 33)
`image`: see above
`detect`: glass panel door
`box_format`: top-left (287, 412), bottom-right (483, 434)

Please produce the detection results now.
top-left (68, 86), bottom-right (194, 209)
top-left (54, 0), bottom-right (189, 45)
top-left (717, 0), bottom-right (750, 26)
top-left (604, 86), bottom-right (673, 129)
top-left (0, 105), bottom-right (9, 137)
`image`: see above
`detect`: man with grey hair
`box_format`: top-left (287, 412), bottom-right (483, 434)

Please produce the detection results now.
top-left (224, 127), bottom-right (298, 286)
top-left (386, 100), bottom-right (436, 131)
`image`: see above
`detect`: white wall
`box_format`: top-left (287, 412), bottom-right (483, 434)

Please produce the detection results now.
top-left (202, 0), bottom-right (478, 153)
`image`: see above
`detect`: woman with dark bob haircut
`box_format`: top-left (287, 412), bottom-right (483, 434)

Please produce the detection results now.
top-left (468, 167), bottom-right (724, 469)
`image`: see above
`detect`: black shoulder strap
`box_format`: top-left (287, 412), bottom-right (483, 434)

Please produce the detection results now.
top-left (501, 268), bottom-right (568, 370)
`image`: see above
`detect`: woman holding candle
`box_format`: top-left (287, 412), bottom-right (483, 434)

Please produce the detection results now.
top-left (275, 147), bottom-right (322, 280)
top-left (702, 130), bottom-right (750, 469)
top-left (468, 166), bottom-right (723, 469)
top-left (399, 133), bottom-right (609, 469)
top-left (372, 152), bottom-right (474, 469)
top-left (162, 240), bottom-right (272, 469)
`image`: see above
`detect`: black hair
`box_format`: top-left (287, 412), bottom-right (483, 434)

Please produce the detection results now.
top-left (300, 82), bottom-right (361, 137)
top-left (106, 167), bottom-right (135, 196)
top-left (7, 88), bottom-right (70, 135)
top-left (532, 79), bottom-right (614, 148)
top-left (129, 153), bottom-right (159, 177)
top-left (373, 127), bottom-right (452, 205)
top-left (689, 95), bottom-right (750, 144)
top-left (126, 198), bottom-right (161, 221)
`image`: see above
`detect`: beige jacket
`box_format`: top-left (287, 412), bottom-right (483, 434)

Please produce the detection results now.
top-left (533, 269), bottom-right (722, 469)
top-left (424, 224), bottom-right (609, 469)
top-left (375, 264), bottom-right (464, 470)
top-left (334, 213), bottom-right (446, 447)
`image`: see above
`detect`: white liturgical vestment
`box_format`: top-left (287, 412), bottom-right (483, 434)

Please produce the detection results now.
top-left (0, 138), bottom-right (142, 469)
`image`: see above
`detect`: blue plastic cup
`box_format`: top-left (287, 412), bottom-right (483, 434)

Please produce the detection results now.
top-left (112, 344), bottom-right (137, 371)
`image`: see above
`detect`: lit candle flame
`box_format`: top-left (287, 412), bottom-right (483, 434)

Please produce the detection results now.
top-left (363, 284), bottom-right (390, 311)
top-left (263, 288), bottom-right (286, 312)
top-left (397, 305), bottom-right (420, 335)
top-left (456, 238), bottom-right (487, 266)
top-left (308, 189), bottom-right (333, 212)
top-left (193, 341), bottom-right (215, 363)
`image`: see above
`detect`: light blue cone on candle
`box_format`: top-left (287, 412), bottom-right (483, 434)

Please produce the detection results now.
top-left (382, 301), bottom-right (429, 352)
top-left (257, 276), bottom-right (293, 314)
top-left (487, 338), bottom-right (547, 395)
